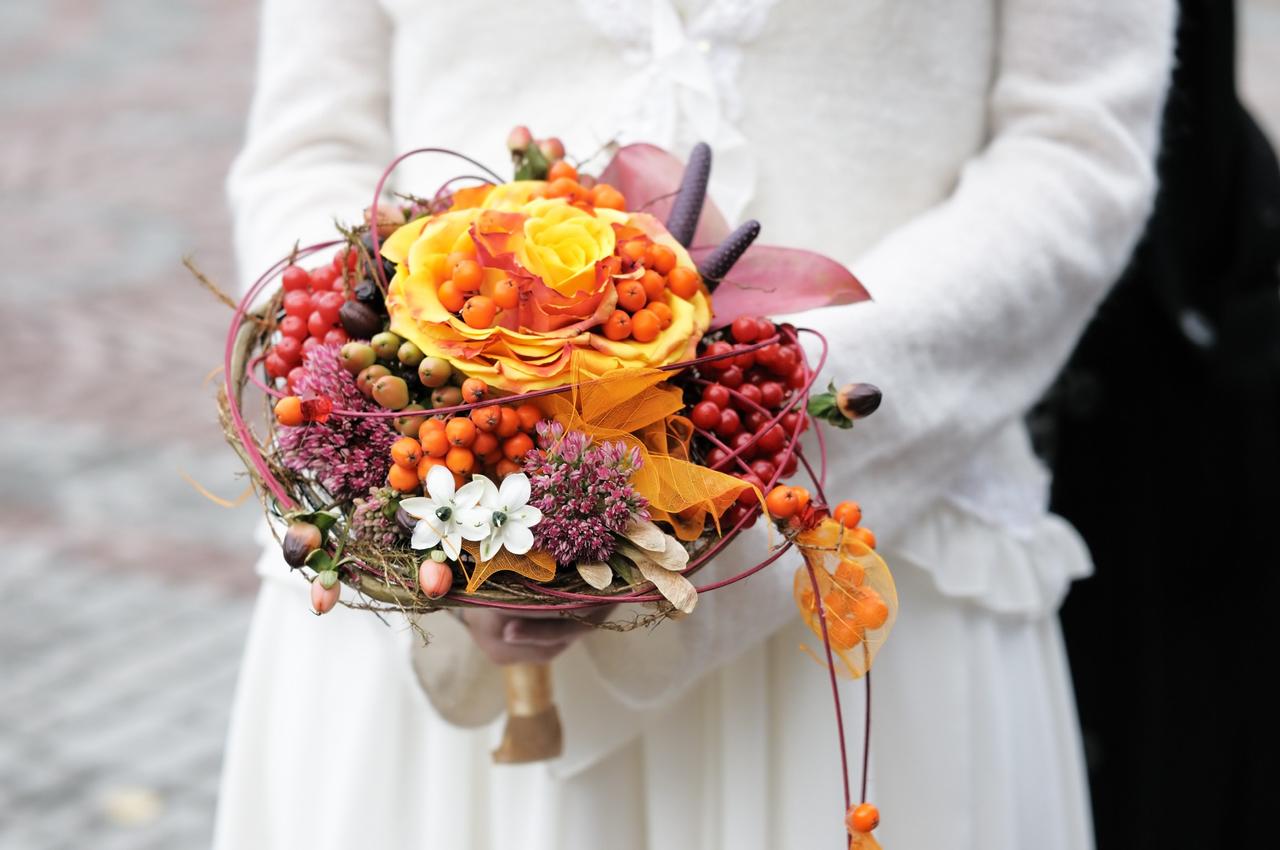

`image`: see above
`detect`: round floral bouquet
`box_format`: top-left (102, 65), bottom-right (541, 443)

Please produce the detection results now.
top-left (215, 131), bottom-right (898, 848)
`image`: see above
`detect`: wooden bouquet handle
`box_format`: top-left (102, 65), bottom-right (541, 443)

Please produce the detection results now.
top-left (491, 662), bottom-right (563, 763)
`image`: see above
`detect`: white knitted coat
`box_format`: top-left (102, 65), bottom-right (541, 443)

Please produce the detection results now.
top-left (215, 1), bottom-right (1175, 847)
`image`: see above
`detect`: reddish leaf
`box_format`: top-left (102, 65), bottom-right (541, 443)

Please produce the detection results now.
top-left (690, 244), bottom-right (872, 329)
top-left (598, 144), bottom-right (730, 246)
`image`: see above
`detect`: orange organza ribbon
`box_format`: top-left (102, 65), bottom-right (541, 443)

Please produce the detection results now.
top-left (460, 366), bottom-right (749, 592)
top-left (793, 518), bottom-right (898, 678)
top-left (461, 540), bottom-right (557, 594)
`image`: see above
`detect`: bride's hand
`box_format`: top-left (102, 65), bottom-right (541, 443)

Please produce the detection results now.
top-left (460, 607), bottom-right (615, 666)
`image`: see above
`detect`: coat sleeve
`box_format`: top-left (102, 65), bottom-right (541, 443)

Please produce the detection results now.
top-left (231, 0), bottom-right (512, 726)
top-left (228, 0), bottom-right (394, 292)
top-left (579, 0), bottom-right (1177, 714)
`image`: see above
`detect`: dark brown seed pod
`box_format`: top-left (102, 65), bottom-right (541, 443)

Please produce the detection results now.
top-left (282, 521), bottom-right (323, 567)
top-left (699, 220), bottom-right (760, 291)
top-left (395, 506), bottom-right (418, 535)
top-left (666, 142), bottom-right (712, 247)
top-left (836, 383), bottom-right (882, 420)
top-left (339, 299), bottom-right (383, 340)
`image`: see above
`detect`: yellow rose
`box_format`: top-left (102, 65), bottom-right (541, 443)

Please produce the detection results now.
top-left (516, 199), bottom-right (617, 297)
top-left (382, 200), bottom-right (710, 392)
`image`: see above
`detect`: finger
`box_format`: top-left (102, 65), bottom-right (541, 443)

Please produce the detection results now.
top-left (480, 637), bottom-right (571, 666)
top-left (502, 618), bottom-right (590, 646)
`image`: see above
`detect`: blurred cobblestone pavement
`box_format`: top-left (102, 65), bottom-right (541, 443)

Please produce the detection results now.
top-left (0, 1), bottom-right (260, 847)
top-left (1, 2), bottom-right (1278, 849)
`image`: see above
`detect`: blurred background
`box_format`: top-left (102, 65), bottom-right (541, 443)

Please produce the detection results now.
top-left (0, 2), bottom-right (1277, 848)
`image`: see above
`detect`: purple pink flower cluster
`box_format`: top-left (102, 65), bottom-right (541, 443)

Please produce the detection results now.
top-left (277, 344), bottom-right (397, 500)
top-left (523, 422), bottom-right (648, 566)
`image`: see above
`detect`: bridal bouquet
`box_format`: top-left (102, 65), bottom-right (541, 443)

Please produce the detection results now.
top-left (215, 130), bottom-right (896, 848)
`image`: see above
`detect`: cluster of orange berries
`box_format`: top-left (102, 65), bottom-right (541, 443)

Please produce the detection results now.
top-left (532, 159), bottom-right (628, 210)
top-left (600, 235), bottom-right (702, 343)
top-left (385, 386), bottom-right (547, 494)
top-left (770, 487), bottom-right (887, 652)
top-left (434, 250), bottom-right (502, 329)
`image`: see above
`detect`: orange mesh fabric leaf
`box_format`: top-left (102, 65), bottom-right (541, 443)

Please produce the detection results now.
top-left (462, 542), bottom-right (557, 593)
top-left (850, 831), bottom-right (883, 850)
top-left (792, 519), bottom-right (897, 679)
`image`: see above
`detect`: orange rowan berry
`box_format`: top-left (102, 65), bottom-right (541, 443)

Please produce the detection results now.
top-left (419, 427), bottom-right (450, 459)
top-left (390, 437), bottom-right (423, 469)
top-left (620, 239), bottom-right (649, 264)
top-left (502, 432), bottom-right (534, 462)
top-left (445, 446), bottom-right (475, 475)
top-left (617, 280), bottom-right (647, 313)
top-left (437, 280), bottom-right (466, 312)
top-left (648, 301), bottom-right (674, 329)
top-left (847, 803), bottom-right (880, 834)
top-left (387, 462), bottom-right (419, 493)
top-left (547, 160), bottom-right (578, 182)
top-left (641, 269), bottom-right (666, 301)
top-left (515, 403), bottom-right (542, 431)
top-left (451, 259), bottom-right (483, 292)
top-left (631, 308), bottom-right (661, 343)
top-left (496, 406), bottom-right (521, 438)
top-left (470, 405), bottom-right (501, 432)
top-left (445, 417), bottom-right (476, 448)
top-left (473, 431), bottom-right (500, 462)
top-left (274, 395), bottom-right (304, 427)
top-left (667, 266), bottom-right (701, 299)
top-left (833, 501), bottom-right (863, 528)
top-left (493, 278), bottom-right (520, 310)
top-left (589, 183), bottom-right (627, 210)
top-left (460, 378), bottom-right (488, 404)
top-left (603, 310), bottom-right (632, 341)
top-left (417, 454), bottom-right (447, 481)
top-left (461, 295), bottom-right (496, 328)
top-left (765, 485), bottom-right (799, 518)
top-left (644, 243), bottom-right (677, 274)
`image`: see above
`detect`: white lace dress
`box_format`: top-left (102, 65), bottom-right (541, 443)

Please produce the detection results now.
top-left (213, 1), bottom-right (1175, 847)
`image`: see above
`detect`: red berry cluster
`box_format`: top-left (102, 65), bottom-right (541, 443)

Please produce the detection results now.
top-left (265, 249), bottom-right (362, 391)
top-left (690, 316), bottom-right (813, 528)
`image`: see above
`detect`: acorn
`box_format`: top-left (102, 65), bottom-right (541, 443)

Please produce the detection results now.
top-left (282, 521), bottom-right (322, 567)
top-left (836, 383), bottom-right (882, 420)
top-left (339, 299), bottom-right (383, 340)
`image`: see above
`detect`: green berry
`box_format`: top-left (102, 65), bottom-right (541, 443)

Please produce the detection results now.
top-left (371, 331), bottom-right (402, 361)
top-left (339, 342), bottom-right (376, 374)
top-left (372, 375), bottom-right (410, 410)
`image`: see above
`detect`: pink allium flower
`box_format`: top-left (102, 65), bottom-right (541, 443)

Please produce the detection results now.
top-left (277, 344), bottom-right (397, 500)
top-left (522, 422), bottom-right (647, 565)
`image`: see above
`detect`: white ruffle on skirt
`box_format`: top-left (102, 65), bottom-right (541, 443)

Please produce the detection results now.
top-left (213, 497), bottom-right (1092, 850)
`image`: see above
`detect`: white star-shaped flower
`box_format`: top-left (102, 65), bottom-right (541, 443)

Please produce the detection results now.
top-left (467, 473), bottom-right (543, 562)
top-left (399, 466), bottom-right (491, 561)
